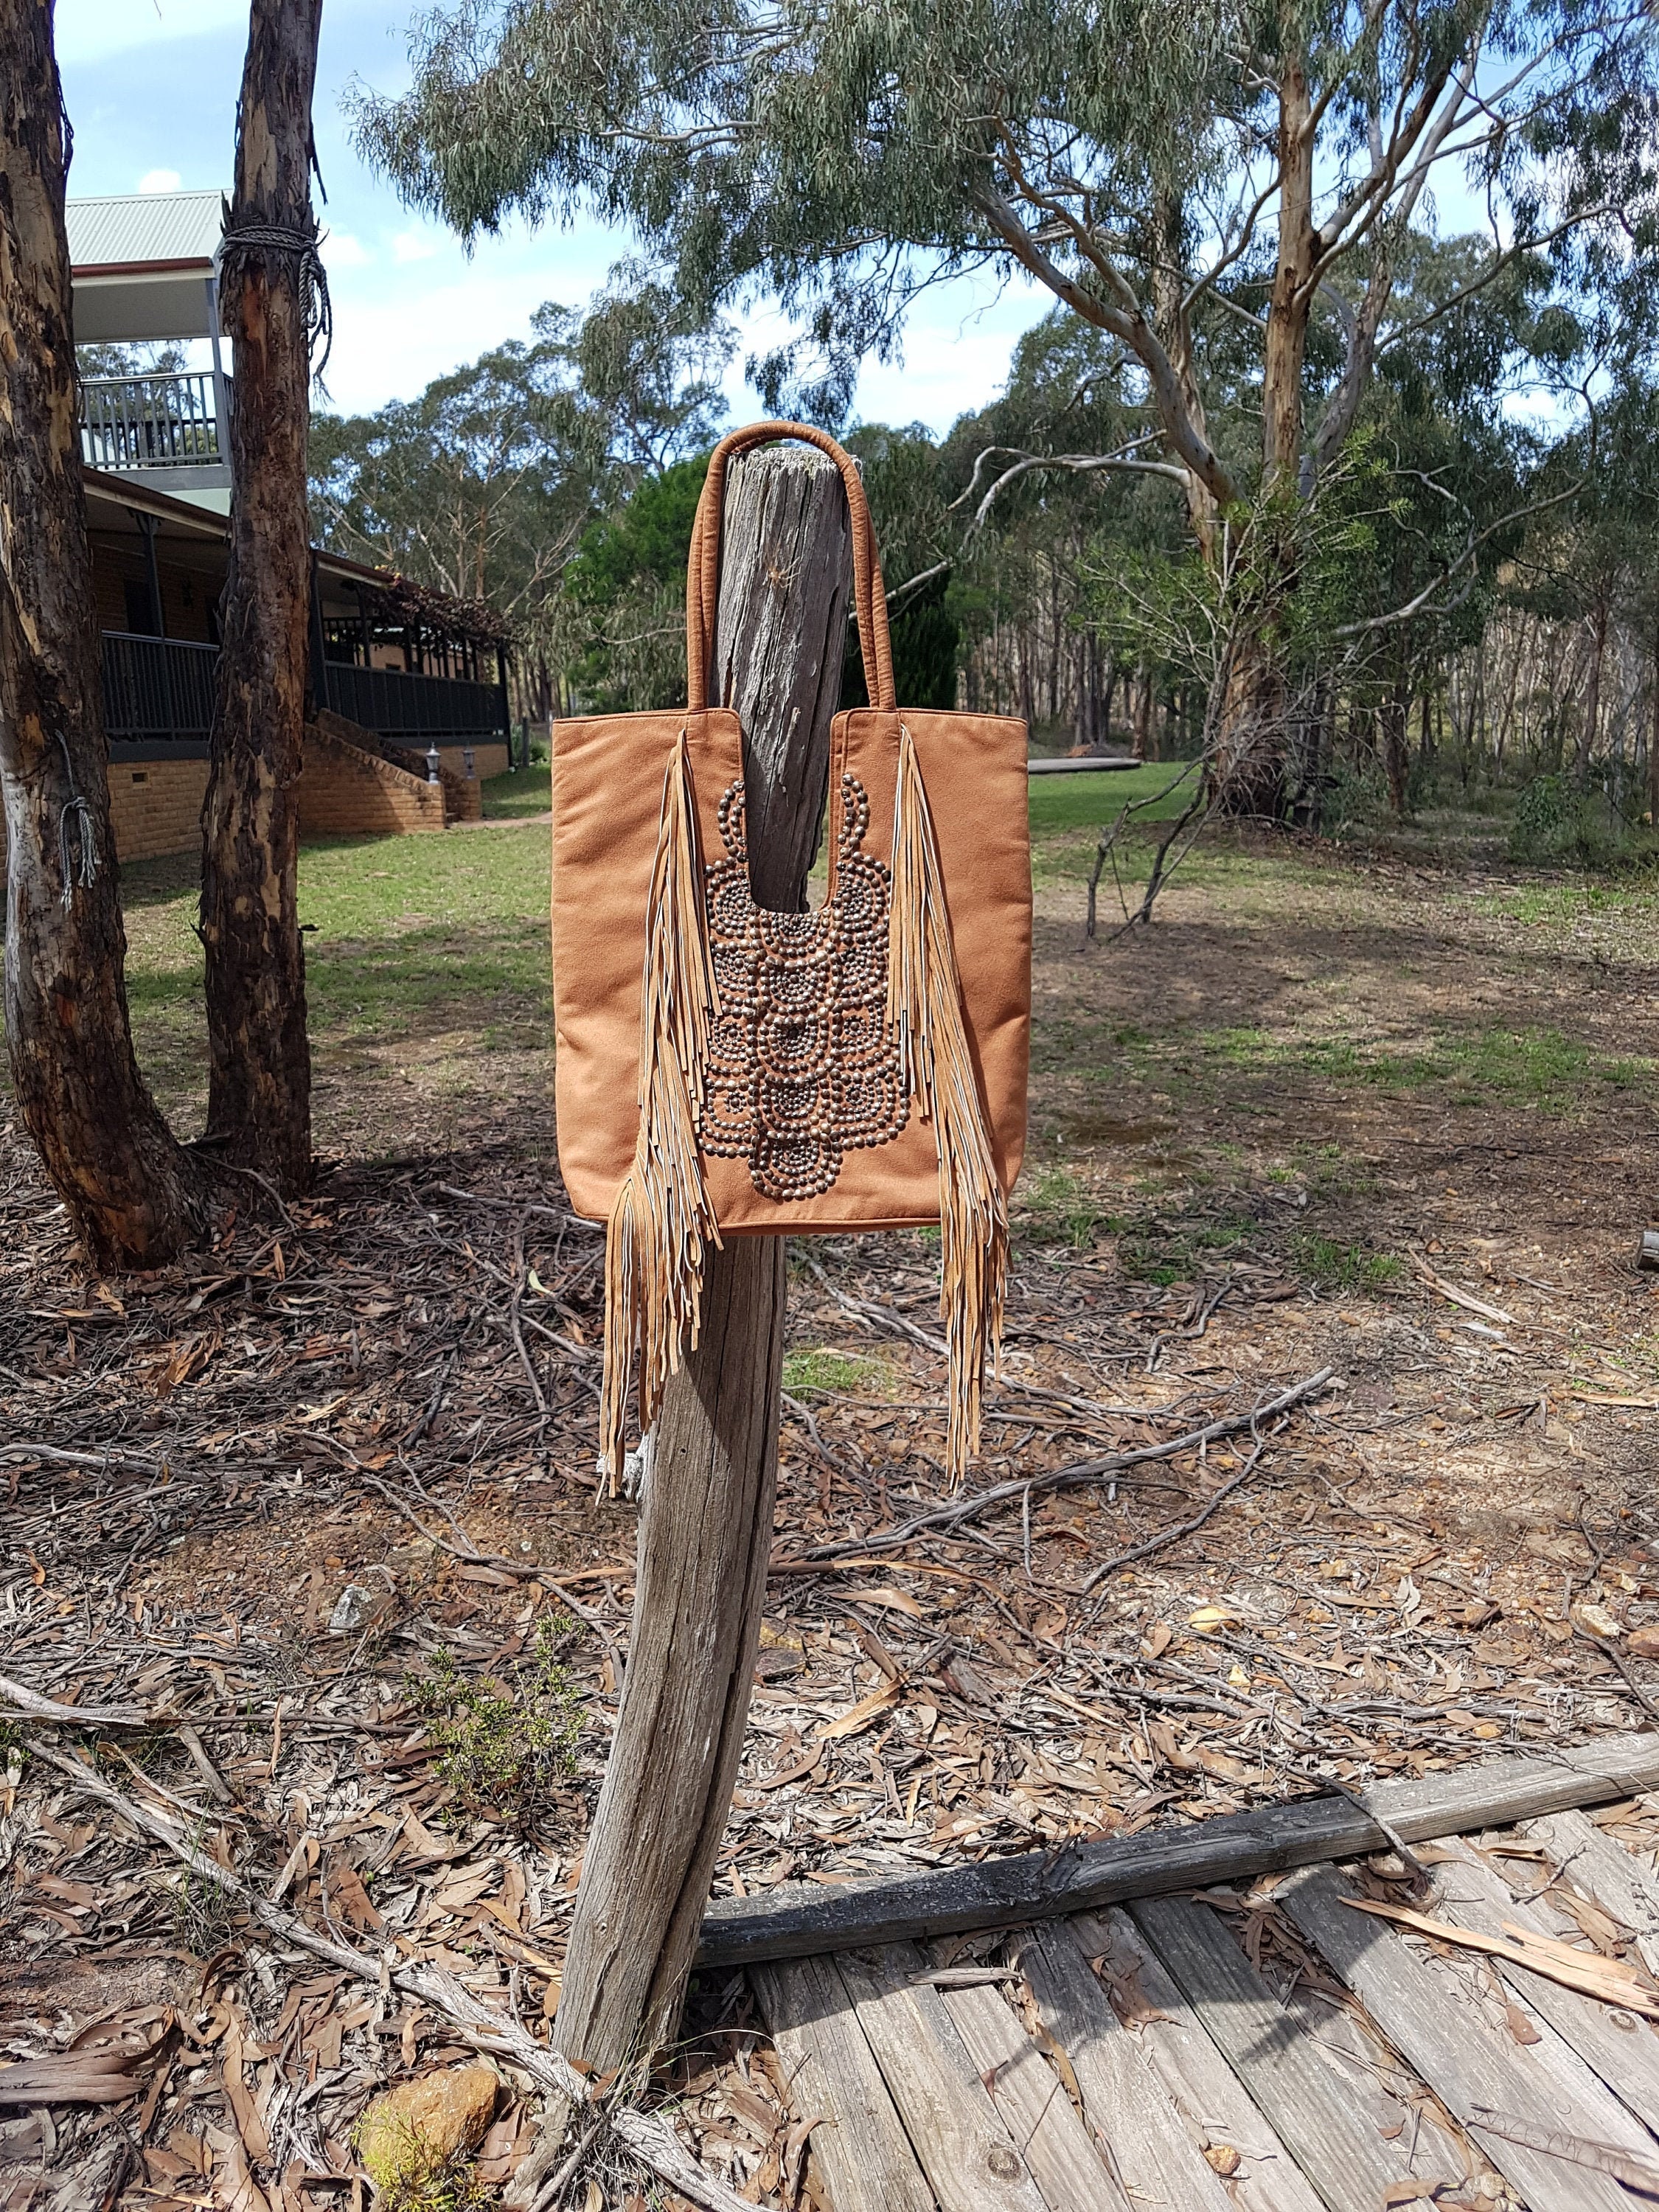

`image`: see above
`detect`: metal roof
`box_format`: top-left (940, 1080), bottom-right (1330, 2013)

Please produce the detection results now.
top-left (66, 191), bottom-right (224, 274)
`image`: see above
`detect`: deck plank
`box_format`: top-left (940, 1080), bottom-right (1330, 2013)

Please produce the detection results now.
top-left (835, 1944), bottom-right (1050, 2212)
top-left (933, 1967), bottom-right (1133, 2212)
top-left (1124, 1893), bottom-right (1464, 2212)
top-left (1425, 1835), bottom-right (1659, 2135)
top-left (1071, 1907), bottom-right (1327, 2212)
top-left (751, 1954), bottom-right (936, 2212)
top-left (1019, 1919), bottom-right (1236, 2212)
top-left (1526, 1806), bottom-right (1659, 1977)
top-left (1279, 1861), bottom-right (1658, 2212)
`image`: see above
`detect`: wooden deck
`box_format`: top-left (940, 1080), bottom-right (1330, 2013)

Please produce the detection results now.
top-left (740, 1747), bottom-right (1659, 2212)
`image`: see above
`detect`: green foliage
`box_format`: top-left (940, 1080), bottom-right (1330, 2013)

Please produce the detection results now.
top-left (406, 1618), bottom-right (583, 1827)
top-left (566, 455), bottom-right (708, 602)
top-left (354, 2115), bottom-right (498, 2212)
top-left (561, 455), bottom-right (708, 709)
top-left (308, 274), bottom-right (728, 678)
top-left (351, 0), bottom-right (1659, 815)
top-left (1508, 774), bottom-right (1650, 869)
top-left (842, 571), bottom-right (959, 709)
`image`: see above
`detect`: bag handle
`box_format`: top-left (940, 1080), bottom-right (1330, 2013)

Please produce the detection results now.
top-left (685, 421), bottom-right (897, 714)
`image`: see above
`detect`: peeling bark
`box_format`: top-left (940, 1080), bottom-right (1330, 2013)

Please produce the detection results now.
top-left (199, 0), bottom-right (323, 1192)
top-left (0, 0), bottom-right (218, 1267)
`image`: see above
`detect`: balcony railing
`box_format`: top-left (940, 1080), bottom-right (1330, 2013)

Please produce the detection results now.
top-left (102, 630), bottom-right (218, 745)
top-left (80, 371), bottom-right (226, 473)
top-left (320, 660), bottom-right (507, 743)
top-left (99, 632), bottom-right (508, 750)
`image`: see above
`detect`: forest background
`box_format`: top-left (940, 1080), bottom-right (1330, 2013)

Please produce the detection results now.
top-left (285, 0), bottom-right (1659, 870)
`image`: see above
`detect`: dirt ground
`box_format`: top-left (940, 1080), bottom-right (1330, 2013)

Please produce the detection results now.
top-left (4, 819), bottom-right (1658, 2208)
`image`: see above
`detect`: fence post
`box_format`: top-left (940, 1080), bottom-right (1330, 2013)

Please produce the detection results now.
top-left (515, 442), bottom-right (853, 2193)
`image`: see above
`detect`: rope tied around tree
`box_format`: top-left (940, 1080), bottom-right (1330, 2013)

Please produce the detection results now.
top-left (54, 736), bottom-right (99, 910)
top-left (218, 220), bottom-right (333, 382)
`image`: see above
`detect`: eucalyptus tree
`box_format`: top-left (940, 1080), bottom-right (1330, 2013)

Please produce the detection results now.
top-left (0, 0), bottom-right (220, 1263)
top-left (201, 0), bottom-right (327, 1197)
top-left (354, 0), bottom-right (1658, 808)
top-left (310, 273), bottom-right (729, 710)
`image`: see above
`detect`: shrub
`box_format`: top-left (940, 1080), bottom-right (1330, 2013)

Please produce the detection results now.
top-left (407, 1617), bottom-right (582, 1829)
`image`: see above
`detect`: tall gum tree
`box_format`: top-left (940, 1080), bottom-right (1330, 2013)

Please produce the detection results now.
top-left (200, 0), bottom-right (324, 1192)
top-left (0, 0), bottom-right (221, 1267)
top-left (354, 0), bottom-right (1659, 809)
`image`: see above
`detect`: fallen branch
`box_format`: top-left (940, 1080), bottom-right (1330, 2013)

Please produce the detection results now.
top-left (786, 1368), bottom-right (1333, 1565)
top-left (0, 1441), bottom-right (163, 1475)
top-left (1466, 2106), bottom-right (1659, 2197)
top-left (1079, 1432), bottom-right (1273, 1598)
top-left (1405, 1249), bottom-right (1514, 1327)
top-left (609, 2109), bottom-right (765, 2212)
top-left (1341, 1896), bottom-right (1659, 2017)
top-left (0, 1669), bottom-right (146, 1730)
top-left (433, 1183), bottom-right (599, 1234)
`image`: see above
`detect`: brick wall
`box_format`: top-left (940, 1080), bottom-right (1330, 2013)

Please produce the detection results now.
top-left (315, 711), bottom-right (495, 825)
top-left (88, 534), bottom-right (221, 643)
top-left (380, 740), bottom-right (507, 798)
top-left (297, 720), bottom-right (445, 838)
top-left (0, 716), bottom-right (484, 886)
top-left (0, 755), bottom-right (211, 886)
top-left (108, 757), bottom-right (212, 860)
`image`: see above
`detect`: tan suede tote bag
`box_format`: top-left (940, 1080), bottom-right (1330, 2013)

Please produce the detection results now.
top-left (552, 422), bottom-right (1031, 1486)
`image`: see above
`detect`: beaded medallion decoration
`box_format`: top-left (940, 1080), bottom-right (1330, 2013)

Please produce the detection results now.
top-left (703, 773), bottom-right (908, 1200)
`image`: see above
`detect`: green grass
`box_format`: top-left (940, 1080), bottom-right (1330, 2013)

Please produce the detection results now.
top-left (1107, 1020), bottom-right (1649, 1116)
top-left (102, 822), bottom-right (552, 1123)
top-left (1116, 1208), bottom-right (1259, 1285)
top-left (782, 1348), bottom-right (898, 1396)
top-left (1016, 1164), bottom-right (1121, 1248)
top-left (1290, 1236), bottom-right (1402, 1294)
top-left (1026, 762), bottom-right (1203, 834)
top-left (482, 763), bottom-right (552, 819)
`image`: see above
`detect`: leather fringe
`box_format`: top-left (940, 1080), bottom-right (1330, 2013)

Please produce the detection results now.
top-left (599, 731), bottom-right (721, 1491)
top-left (886, 724), bottom-right (1009, 1486)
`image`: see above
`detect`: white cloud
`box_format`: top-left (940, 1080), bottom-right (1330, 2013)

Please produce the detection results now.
top-left (138, 168), bottom-right (183, 194)
top-left (322, 231), bottom-right (373, 269)
top-left (391, 229), bottom-right (440, 265)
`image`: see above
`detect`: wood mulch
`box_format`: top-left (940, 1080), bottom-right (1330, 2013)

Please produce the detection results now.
top-left (4, 840), bottom-right (1659, 2206)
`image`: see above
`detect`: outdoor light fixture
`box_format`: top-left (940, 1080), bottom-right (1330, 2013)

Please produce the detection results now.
top-left (462, 746), bottom-right (476, 779)
top-left (425, 743), bottom-right (440, 784)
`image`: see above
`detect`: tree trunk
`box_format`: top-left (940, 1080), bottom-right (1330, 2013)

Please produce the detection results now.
top-left (1649, 610), bottom-right (1659, 828)
top-left (1576, 594), bottom-right (1608, 793)
top-left (1132, 669), bottom-right (1152, 762)
top-left (199, 0), bottom-right (322, 1192)
top-left (0, 0), bottom-right (219, 1268)
top-left (529, 444), bottom-right (853, 2183)
top-left (1382, 680), bottom-right (1411, 818)
top-left (1211, 55), bottom-right (1315, 819)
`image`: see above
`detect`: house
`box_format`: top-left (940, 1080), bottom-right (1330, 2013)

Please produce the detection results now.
top-left (27, 192), bottom-right (517, 874)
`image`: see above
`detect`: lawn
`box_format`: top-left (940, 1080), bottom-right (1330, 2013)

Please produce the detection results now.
top-left (46, 755), bottom-right (1659, 1183)
top-left (108, 768), bottom-right (554, 1149)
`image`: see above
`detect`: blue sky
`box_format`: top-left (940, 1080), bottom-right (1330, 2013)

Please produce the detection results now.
top-left (55, 0), bottom-right (1049, 432)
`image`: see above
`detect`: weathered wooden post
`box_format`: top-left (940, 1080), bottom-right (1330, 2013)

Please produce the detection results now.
top-left (536, 444), bottom-right (854, 2135)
